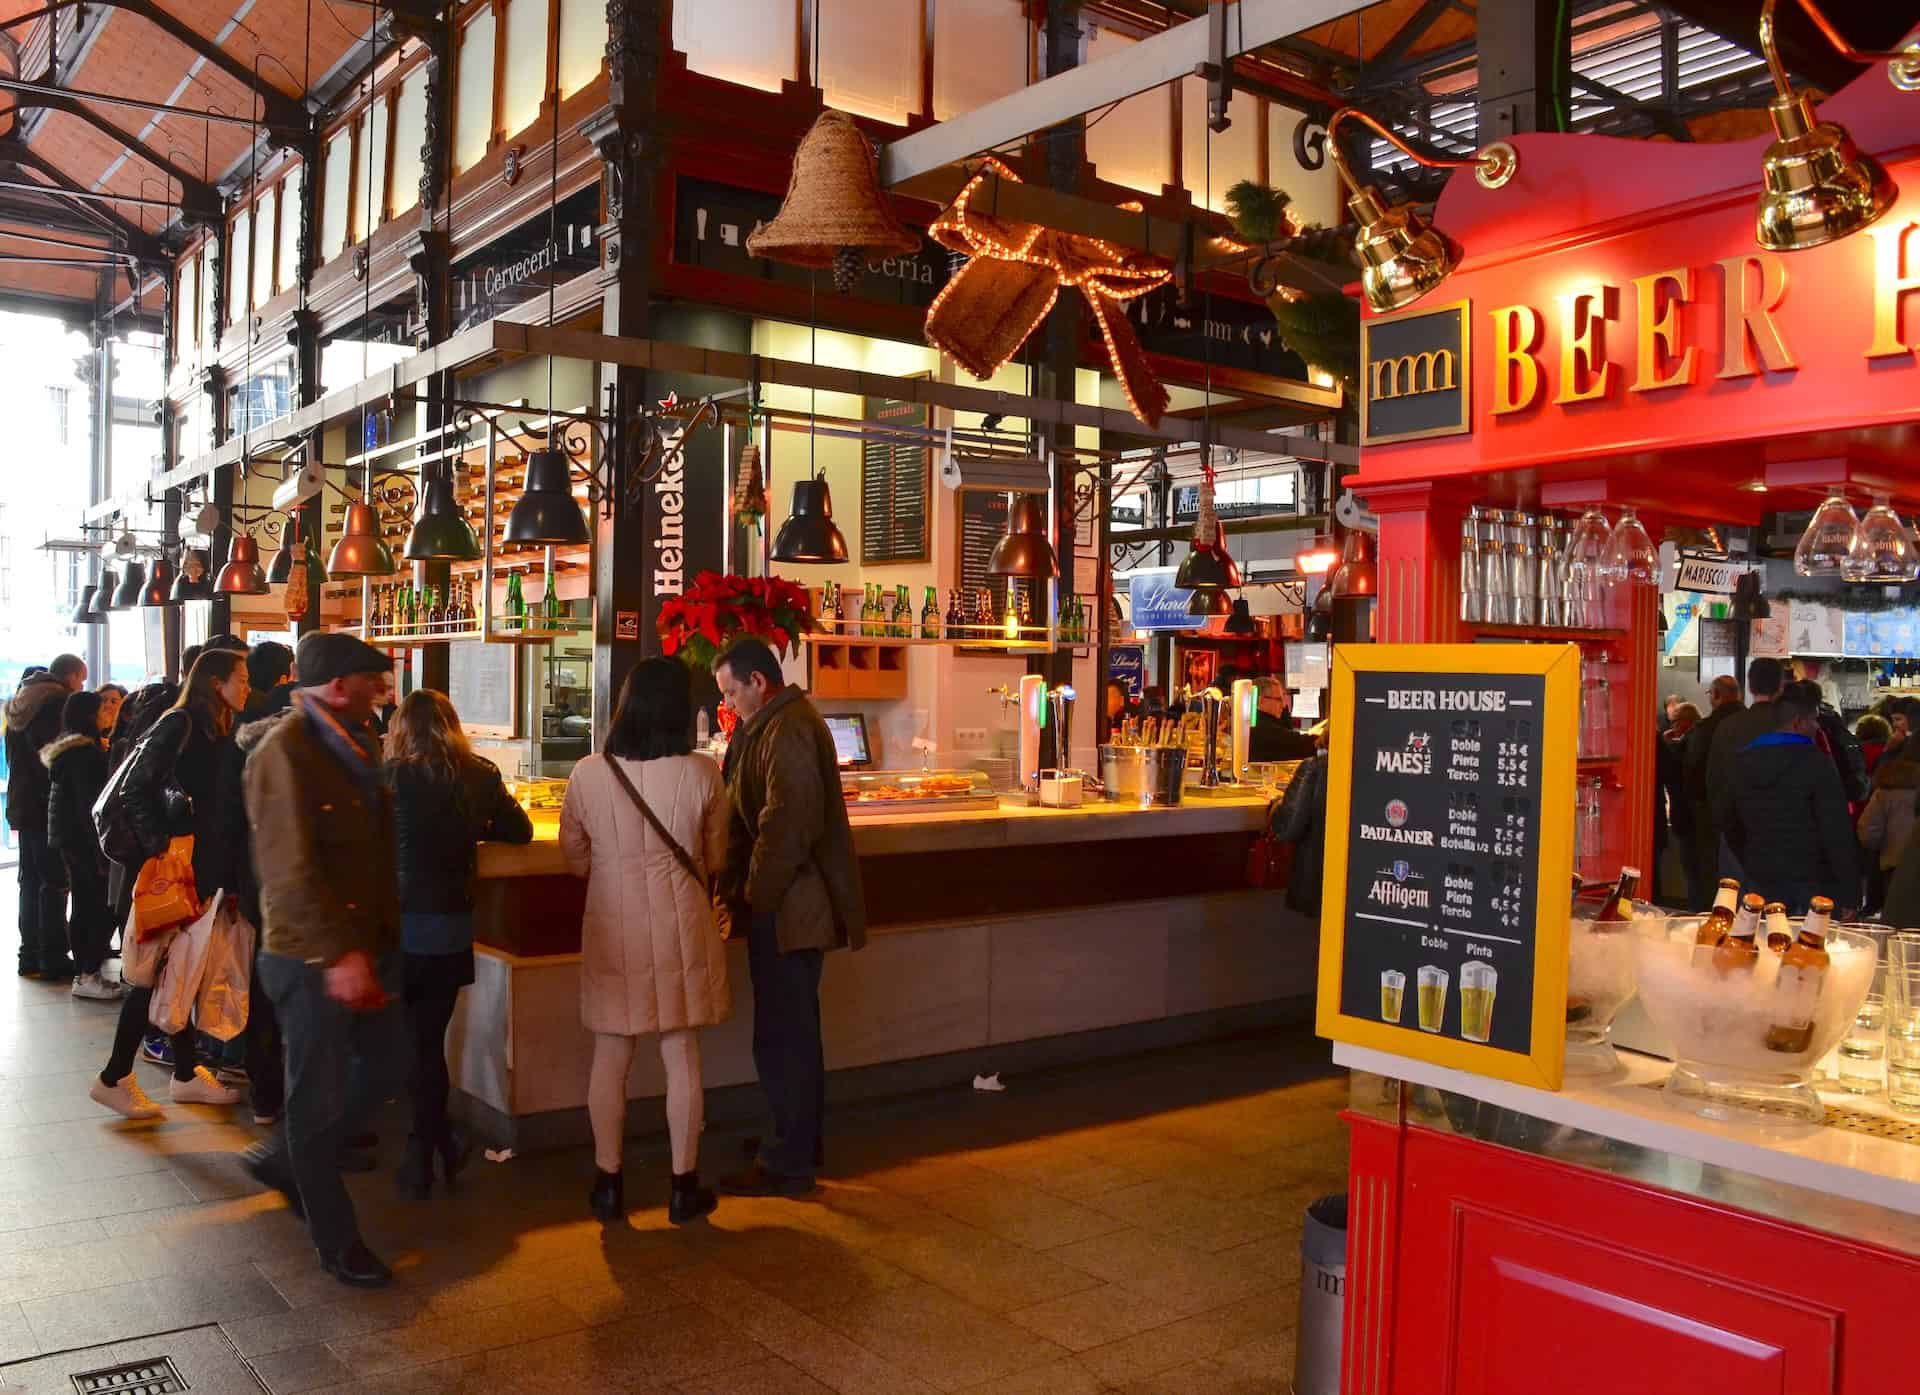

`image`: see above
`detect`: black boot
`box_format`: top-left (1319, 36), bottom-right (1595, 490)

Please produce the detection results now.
top-left (396, 1136), bottom-right (433, 1201)
top-left (436, 1125), bottom-right (473, 1191)
top-left (669, 1170), bottom-right (717, 1225)
top-left (589, 1168), bottom-right (624, 1222)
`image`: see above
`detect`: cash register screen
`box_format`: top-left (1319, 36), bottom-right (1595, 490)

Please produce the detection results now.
top-left (823, 714), bottom-right (871, 768)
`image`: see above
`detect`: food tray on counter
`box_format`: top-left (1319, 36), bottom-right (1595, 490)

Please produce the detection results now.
top-left (840, 768), bottom-right (1000, 816)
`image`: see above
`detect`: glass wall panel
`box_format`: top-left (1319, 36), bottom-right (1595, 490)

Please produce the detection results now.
top-left (251, 186), bottom-right (277, 308)
top-left (933, 0), bottom-right (1026, 120)
top-left (320, 127), bottom-right (352, 260)
top-left (1084, 29), bottom-right (1170, 196)
top-left (276, 167), bottom-right (303, 293)
top-left (819, 0), bottom-right (921, 124)
top-left (557, 0), bottom-right (606, 96)
top-left (501, 0), bottom-right (550, 137)
top-left (390, 67), bottom-right (428, 219)
top-left (1268, 101), bottom-right (1341, 230)
top-left (360, 98), bottom-right (391, 237)
top-left (228, 208), bottom-right (251, 324)
top-left (454, 8), bottom-right (497, 173)
top-left (672, 0), bottom-right (791, 93)
top-left (1179, 78), bottom-right (1258, 212)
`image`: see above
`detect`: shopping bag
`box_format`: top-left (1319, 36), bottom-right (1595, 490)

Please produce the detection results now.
top-left (133, 836), bottom-right (198, 940)
top-left (119, 903), bottom-right (179, 988)
top-left (194, 898), bottom-right (256, 1042)
top-left (149, 890), bottom-right (220, 1034)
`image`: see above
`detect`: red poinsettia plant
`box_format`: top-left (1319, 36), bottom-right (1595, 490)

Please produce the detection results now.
top-left (658, 571), bottom-right (815, 672)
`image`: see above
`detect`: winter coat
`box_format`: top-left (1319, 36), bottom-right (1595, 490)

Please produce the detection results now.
top-left (219, 709), bottom-right (295, 928)
top-left (1714, 731), bottom-right (1860, 915)
top-left (1818, 705), bottom-right (1870, 807)
top-left (1683, 702), bottom-right (1741, 814)
top-left (239, 684), bottom-right (295, 726)
top-left (1857, 756), bottom-right (1920, 871)
top-left (1706, 700), bottom-right (1778, 812)
top-left (1656, 727), bottom-right (1693, 838)
top-left (1275, 750), bottom-right (1328, 916)
top-left (113, 708), bottom-right (240, 900)
top-left (720, 684), bottom-right (867, 954)
top-left (1880, 821), bottom-right (1920, 927)
top-left (560, 752), bottom-right (732, 1037)
top-left (245, 700), bottom-right (399, 966)
top-left (389, 756), bottom-right (532, 947)
top-left (4, 675), bottom-right (69, 831)
top-left (42, 733), bottom-right (107, 861)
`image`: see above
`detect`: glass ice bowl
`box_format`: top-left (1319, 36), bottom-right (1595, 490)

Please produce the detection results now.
top-left (1631, 917), bottom-right (1878, 1124)
top-left (1563, 903), bottom-right (1645, 1075)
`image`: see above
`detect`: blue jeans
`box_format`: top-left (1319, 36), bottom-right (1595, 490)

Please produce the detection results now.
top-left (255, 949), bottom-right (405, 1256)
top-left (747, 912), bottom-right (825, 1179)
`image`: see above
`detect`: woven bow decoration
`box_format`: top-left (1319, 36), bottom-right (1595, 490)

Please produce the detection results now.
top-left (925, 159), bottom-right (1172, 427)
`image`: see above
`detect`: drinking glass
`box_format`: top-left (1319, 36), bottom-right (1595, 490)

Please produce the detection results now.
top-left (1509, 512), bottom-right (1538, 625)
top-left (1842, 498), bottom-right (1920, 583)
top-left (1380, 970), bottom-right (1406, 1024)
top-left (1795, 491), bottom-right (1859, 577)
top-left (1416, 966), bottom-right (1450, 1034)
top-left (1481, 510), bottom-right (1512, 624)
top-left (1601, 506), bottom-right (1659, 589)
top-left (1836, 993), bottom-right (1887, 1095)
top-left (1563, 507), bottom-right (1611, 628)
top-left (1459, 512), bottom-right (1485, 623)
top-left (1887, 933), bottom-right (1920, 1113)
top-left (1460, 963), bottom-right (1498, 1043)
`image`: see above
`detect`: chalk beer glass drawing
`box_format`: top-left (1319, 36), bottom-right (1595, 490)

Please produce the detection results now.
top-left (1380, 971), bottom-right (1406, 1023)
top-left (1460, 962), bottom-right (1498, 1043)
top-left (1416, 966), bottom-right (1449, 1033)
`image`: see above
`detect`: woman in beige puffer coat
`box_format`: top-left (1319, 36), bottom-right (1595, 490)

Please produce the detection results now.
top-left (560, 658), bottom-right (731, 1225)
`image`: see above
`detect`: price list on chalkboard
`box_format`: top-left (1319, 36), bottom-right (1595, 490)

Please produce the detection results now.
top-left (860, 396), bottom-right (930, 564)
top-left (1318, 645), bottom-right (1576, 1089)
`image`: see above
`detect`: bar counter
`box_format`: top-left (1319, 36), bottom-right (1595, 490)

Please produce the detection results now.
top-left (453, 792), bottom-right (1320, 1147)
top-left (1336, 1043), bottom-right (1920, 1392)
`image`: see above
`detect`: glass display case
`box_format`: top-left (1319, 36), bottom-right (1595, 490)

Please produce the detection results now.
top-left (839, 768), bottom-right (999, 815)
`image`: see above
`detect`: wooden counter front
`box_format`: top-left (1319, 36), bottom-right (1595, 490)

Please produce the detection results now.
top-left (472, 795), bottom-right (1273, 957)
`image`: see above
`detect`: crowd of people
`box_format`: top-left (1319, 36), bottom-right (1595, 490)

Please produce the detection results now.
top-left (4, 631), bottom-right (863, 1290)
top-left (1656, 656), bottom-right (1920, 920)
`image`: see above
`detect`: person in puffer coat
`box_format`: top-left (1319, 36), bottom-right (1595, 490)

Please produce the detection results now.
top-left (43, 691), bottom-right (118, 999)
top-left (560, 657), bottom-right (731, 1227)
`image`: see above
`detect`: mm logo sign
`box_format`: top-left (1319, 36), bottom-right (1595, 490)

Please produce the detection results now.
top-left (1361, 300), bottom-right (1471, 445)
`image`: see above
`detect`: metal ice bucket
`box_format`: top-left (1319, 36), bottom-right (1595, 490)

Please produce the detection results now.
top-left (1098, 744), bottom-right (1186, 807)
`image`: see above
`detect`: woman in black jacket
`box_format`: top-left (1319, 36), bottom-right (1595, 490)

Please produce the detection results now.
top-left (44, 691), bottom-right (118, 1000)
top-left (88, 649), bottom-right (251, 1120)
top-left (384, 689), bottom-right (532, 1198)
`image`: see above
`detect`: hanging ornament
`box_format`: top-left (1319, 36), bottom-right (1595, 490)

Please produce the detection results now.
top-left (924, 159), bottom-right (1171, 426)
top-left (746, 110), bottom-right (920, 286)
top-left (732, 439), bottom-right (768, 529)
top-left (1175, 459), bottom-right (1242, 590)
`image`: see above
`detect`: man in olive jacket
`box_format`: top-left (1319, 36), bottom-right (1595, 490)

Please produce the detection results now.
top-left (242, 633), bottom-right (402, 1289)
top-left (714, 637), bottom-right (864, 1196)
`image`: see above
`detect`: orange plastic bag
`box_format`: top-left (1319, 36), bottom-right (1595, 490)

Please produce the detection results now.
top-left (132, 835), bottom-right (198, 941)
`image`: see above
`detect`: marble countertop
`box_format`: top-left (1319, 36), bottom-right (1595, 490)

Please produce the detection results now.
top-left (1335, 1041), bottom-right (1920, 1222)
top-left (476, 791), bottom-right (1271, 878)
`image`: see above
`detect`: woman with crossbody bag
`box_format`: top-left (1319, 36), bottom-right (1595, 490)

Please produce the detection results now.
top-left (560, 658), bottom-right (732, 1226)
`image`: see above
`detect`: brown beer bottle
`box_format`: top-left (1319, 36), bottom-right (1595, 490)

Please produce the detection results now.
top-left (1593, 866), bottom-right (1640, 931)
top-left (1712, 894), bottom-right (1763, 975)
top-left (1692, 878), bottom-right (1740, 962)
top-left (1763, 902), bottom-right (1794, 954)
top-left (1764, 897), bottom-right (1833, 1054)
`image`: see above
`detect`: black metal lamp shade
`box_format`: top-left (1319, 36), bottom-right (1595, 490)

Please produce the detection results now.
top-left (771, 478), bottom-right (850, 564)
top-left (404, 474), bottom-right (484, 561)
top-left (504, 448), bottom-right (590, 546)
top-left (1223, 596), bottom-right (1257, 634)
top-left (171, 550), bottom-right (213, 601)
top-left (1187, 586), bottom-right (1233, 617)
top-left (111, 562), bottom-right (147, 608)
top-left (1176, 539), bottom-right (1241, 590)
top-left (70, 585), bottom-right (102, 624)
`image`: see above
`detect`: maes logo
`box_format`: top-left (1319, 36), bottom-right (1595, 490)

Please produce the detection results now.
top-left (1367, 861), bottom-right (1430, 911)
top-left (1376, 731), bottom-right (1432, 775)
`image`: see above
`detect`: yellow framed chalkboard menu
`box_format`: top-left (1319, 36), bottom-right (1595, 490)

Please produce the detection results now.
top-left (1316, 643), bottom-right (1578, 1090)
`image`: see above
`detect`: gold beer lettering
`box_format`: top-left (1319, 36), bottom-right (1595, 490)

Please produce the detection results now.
top-left (1491, 304), bottom-right (1544, 414)
top-left (1630, 267), bottom-right (1697, 392)
top-left (1553, 285), bottom-right (1619, 404)
top-left (1715, 254), bottom-right (1797, 378)
top-left (1369, 349), bottom-right (1457, 401)
top-left (1865, 219), bottom-right (1920, 360)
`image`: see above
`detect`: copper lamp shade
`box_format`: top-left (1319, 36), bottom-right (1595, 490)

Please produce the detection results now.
top-left (325, 504), bottom-right (396, 578)
top-left (771, 479), bottom-right (850, 564)
top-left (988, 494), bottom-right (1059, 578)
top-left (504, 449), bottom-right (590, 547)
top-left (216, 534), bottom-right (272, 594)
top-left (171, 549), bottom-right (212, 601)
top-left (140, 558), bottom-right (177, 607)
top-left (1348, 185), bottom-right (1459, 314)
top-left (404, 474), bottom-right (483, 561)
top-left (110, 563), bottom-right (147, 609)
top-left (1329, 529), bottom-right (1378, 597)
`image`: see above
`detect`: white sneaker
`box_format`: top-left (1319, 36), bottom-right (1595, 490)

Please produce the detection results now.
top-left (90, 1073), bottom-right (164, 1119)
top-left (170, 1066), bottom-right (243, 1106)
top-left (71, 972), bottom-right (123, 1001)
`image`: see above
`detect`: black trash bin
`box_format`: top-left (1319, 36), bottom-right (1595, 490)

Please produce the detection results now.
top-left (1292, 1193), bottom-right (1346, 1395)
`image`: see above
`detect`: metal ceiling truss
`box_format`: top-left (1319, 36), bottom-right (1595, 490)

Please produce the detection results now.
top-left (0, 85), bottom-right (223, 221)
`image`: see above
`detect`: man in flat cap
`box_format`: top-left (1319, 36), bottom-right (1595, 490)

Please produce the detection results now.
top-left (243, 633), bottom-right (403, 1288)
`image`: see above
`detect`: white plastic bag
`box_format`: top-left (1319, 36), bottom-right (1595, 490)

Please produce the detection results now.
top-left (150, 890), bottom-right (221, 1034)
top-left (120, 903), bottom-right (177, 988)
top-left (194, 898), bottom-right (256, 1042)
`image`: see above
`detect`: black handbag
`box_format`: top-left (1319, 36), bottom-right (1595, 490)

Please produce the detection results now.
top-left (92, 712), bottom-right (188, 867)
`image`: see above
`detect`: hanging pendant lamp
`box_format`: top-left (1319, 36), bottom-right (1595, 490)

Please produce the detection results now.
top-left (216, 534), bottom-right (271, 594)
top-left (94, 567), bottom-right (120, 611)
top-left (1293, 533), bottom-right (1340, 576)
top-left (70, 585), bottom-right (102, 625)
top-left (404, 468), bottom-right (483, 561)
top-left (1187, 587), bottom-right (1233, 617)
top-left (771, 478), bottom-right (850, 564)
top-left (140, 558), bottom-right (177, 607)
top-left (988, 494), bottom-right (1059, 579)
top-left (171, 549), bottom-right (213, 601)
top-left (326, 502), bottom-right (397, 577)
top-left (111, 562), bottom-right (147, 609)
top-left (268, 515), bottom-right (300, 584)
top-left (1329, 529), bottom-right (1379, 598)
top-left (1176, 464), bottom-right (1241, 591)
top-left (504, 448), bottom-right (590, 547)
top-left (1223, 595), bottom-right (1258, 635)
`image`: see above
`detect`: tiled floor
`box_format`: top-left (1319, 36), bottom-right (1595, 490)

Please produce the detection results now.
top-left (0, 917), bottom-right (1347, 1395)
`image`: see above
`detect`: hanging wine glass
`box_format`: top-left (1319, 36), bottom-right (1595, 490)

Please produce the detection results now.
top-left (1562, 506), bottom-right (1611, 627)
top-left (1842, 497), bottom-right (1919, 583)
top-left (1795, 491), bottom-right (1859, 576)
top-left (1601, 506), bottom-right (1659, 589)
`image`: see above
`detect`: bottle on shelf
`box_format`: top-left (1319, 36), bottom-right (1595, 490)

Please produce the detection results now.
top-left (1691, 878), bottom-right (1741, 967)
top-left (425, 586), bottom-right (444, 632)
top-left (1712, 894), bottom-right (1765, 975)
top-left (1763, 902), bottom-right (1794, 954)
top-left (1593, 865), bottom-right (1640, 930)
top-left (895, 585), bottom-right (911, 639)
top-left (543, 568), bottom-right (564, 625)
top-left (1765, 897), bottom-right (1834, 1054)
top-left (944, 589), bottom-right (960, 638)
top-left (505, 568), bottom-right (526, 632)
top-left (975, 585), bottom-right (993, 638)
top-left (1460, 506), bottom-right (1486, 624)
top-left (458, 579), bottom-right (475, 630)
top-left (920, 586), bottom-right (938, 640)
top-left (830, 581), bottom-right (845, 628)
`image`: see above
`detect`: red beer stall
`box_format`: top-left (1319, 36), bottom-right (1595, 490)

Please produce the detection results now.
top-left (1330, 54), bottom-right (1920, 1395)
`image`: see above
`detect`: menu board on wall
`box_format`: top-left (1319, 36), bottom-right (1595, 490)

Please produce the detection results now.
top-left (1317, 644), bottom-right (1578, 1090)
top-left (448, 641), bottom-right (517, 737)
top-left (860, 393), bottom-right (931, 564)
top-left (957, 488), bottom-right (1013, 604)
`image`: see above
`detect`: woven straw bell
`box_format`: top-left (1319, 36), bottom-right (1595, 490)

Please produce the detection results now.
top-left (747, 110), bottom-right (920, 281)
